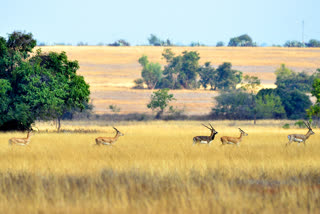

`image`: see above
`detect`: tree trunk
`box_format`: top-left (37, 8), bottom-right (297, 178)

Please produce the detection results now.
top-left (156, 110), bottom-right (163, 119)
top-left (57, 117), bottom-right (61, 132)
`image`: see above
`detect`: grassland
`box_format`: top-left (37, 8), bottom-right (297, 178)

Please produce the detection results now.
top-left (38, 46), bottom-right (320, 115)
top-left (1, 121), bottom-right (320, 213)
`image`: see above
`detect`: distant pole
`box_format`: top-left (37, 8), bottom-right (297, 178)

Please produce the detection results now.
top-left (302, 20), bottom-right (305, 46)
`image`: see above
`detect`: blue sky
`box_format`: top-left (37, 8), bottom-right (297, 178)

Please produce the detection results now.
top-left (1, 0), bottom-right (319, 46)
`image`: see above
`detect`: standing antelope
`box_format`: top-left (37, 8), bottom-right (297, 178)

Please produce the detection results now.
top-left (286, 121), bottom-right (315, 146)
top-left (95, 127), bottom-right (124, 146)
top-left (9, 130), bottom-right (33, 146)
top-left (193, 123), bottom-right (218, 145)
top-left (220, 128), bottom-right (248, 146)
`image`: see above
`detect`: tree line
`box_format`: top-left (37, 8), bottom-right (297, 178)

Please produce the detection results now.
top-left (212, 64), bottom-right (320, 121)
top-left (134, 49), bottom-right (243, 90)
top-left (140, 54), bottom-right (320, 122)
top-left (38, 33), bottom-right (320, 47)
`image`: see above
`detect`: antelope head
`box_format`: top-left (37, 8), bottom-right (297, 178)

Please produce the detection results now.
top-left (113, 127), bottom-right (124, 136)
top-left (202, 123), bottom-right (218, 135)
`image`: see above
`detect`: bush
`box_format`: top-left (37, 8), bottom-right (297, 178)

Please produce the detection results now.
top-left (282, 124), bottom-right (290, 129)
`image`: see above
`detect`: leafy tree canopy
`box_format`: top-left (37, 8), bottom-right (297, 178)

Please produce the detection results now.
top-left (147, 88), bottom-right (175, 119)
top-left (0, 31), bottom-right (90, 131)
top-left (148, 34), bottom-right (172, 46)
top-left (275, 64), bottom-right (315, 92)
top-left (138, 55), bottom-right (162, 89)
top-left (214, 62), bottom-right (242, 91)
top-left (228, 34), bottom-right (256, 47)
top-left (307, 77), bottom-right (320, 120)
top-left (198, 62), bottom-right (216, 90)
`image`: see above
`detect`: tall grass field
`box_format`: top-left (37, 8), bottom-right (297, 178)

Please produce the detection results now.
top-left (0, 120), bottom-right (319, 213)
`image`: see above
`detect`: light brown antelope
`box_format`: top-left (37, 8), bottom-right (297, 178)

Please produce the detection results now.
top-left (193, 123), bottom-right (218, 145)
top-left (95, 127), bottom-right (124, 146)
top-left (286, 121), bottom-right (315, 146)
top-left (220, 128), bottom-right (248, 146)
top-left (9, 130), bottom-right (33, 146)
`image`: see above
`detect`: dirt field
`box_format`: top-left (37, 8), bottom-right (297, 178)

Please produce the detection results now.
top-left (39, 46), bottom-right (320, 115)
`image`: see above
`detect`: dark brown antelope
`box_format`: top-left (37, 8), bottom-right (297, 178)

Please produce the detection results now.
top-left (286, 121), bottom-right (315, 146)
top-left (220, 128), bottom-right (248, 146)
top-left (95, 127), bottom-right (124, 146)
top-left (193, 123), bottom-right (218, 145)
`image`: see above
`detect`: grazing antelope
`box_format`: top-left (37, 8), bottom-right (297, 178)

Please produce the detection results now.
top-left (95, 127), bottom-right (124, 146)
top-left (9, 130), bottom-right (33, 146)
top-left (193, 123), bottom-right (218, 145)
top-left (286, 121), bottom-right (315, 146)
top-left (220, 128), bottom-right (248, 146)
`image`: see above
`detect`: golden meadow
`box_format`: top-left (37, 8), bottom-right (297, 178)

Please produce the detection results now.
top-left (0, 120), bottom-right (320, 213)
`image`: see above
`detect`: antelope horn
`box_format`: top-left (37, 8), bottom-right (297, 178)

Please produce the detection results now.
top-left (307, 121), bottom-right (312, 130)
top-left (304, 121), bottom-right (310, 130)
top-left (113, 127), bottom-right (119, 132)
top-left (239, 128), bottom-right (244, 132)
top-left (209, 123), bottom-right (214, 130)
top-left (202, 124), bottom-right (211, 130)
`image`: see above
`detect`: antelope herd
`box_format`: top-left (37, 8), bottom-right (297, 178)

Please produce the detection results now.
top-left (7, 121), bottom-right (316, 147)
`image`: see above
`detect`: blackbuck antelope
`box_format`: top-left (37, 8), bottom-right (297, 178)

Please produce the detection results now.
top-left (9, 130), bottom-right (33, 146)
top-left (193, 123), bottom-right (218, 145)
top-left (286, 121), bottom-right (315, 146)
top-left (220, 128), bottom-right (248, 146)
top-left (95, 127), bottom-right (124, 146)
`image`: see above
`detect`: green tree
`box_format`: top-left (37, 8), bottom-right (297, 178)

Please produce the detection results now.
top-left (148, 34), bottom-right (172, 46)
top-left (160, 49), bottom-right (182, 89)
top-left (133, 78), bottom-right (144, 89)
top-left (138, 55), bottom-right (162, 89)
top-left (228, 34), bottom-right (256, 47)
top-left (307, 39), bottom-right (320, 47)
top-left (159, 49), bottom-right (200, 89)
top-left (255, 94), bottom-right (286, 119)
top-left (216, 41), bottom-right (225, 47)
top-left (0, 32), bottom-right (90, 131)
top-left (198, 62), bottom-right (216, 90)
top-left (212, 90), bottom-right (254, 119)
top-left (178, 51), bottom-right (200, 89)
top-left (307, 77), bottom-right (320, 123)
top-left (275, 64), bottom-right (314, 92)
top-left (241, 75), bottom-right (261, 93)
top-left (284, 40), bottom-right (304, 47)
top-left (214, 62), bottom-right (242, 90)
top-left (108, 39), bottom-right (130, 46)
top-left (147, 88), bottom-right (175, 119)
top-left (276, 89), bottom-right (311, 119)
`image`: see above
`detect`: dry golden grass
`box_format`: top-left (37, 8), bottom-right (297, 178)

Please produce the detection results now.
top-left (37, 46), bottom-right (320, 115)
top-left (0, 120), bottom-right (320, 213)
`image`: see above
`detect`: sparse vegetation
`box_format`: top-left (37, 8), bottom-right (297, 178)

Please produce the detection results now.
top-left (108, 104), bottom-right (121, 114)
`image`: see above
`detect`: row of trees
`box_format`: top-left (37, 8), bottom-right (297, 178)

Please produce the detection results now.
top-left (148, 64), bottom-right (320, 121)
top-left (212, 64), bottom-right (320, 121)
top-left (284, 39), bottom-right (320, 47)
top-left (134, 49), bottom-right (244, 90)
top-left (0, 31), bottom-right (90, 131)
top-left (39, 33), bottom-right (320, 47)
top-left (141, 65), bottom-right (320, 121)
